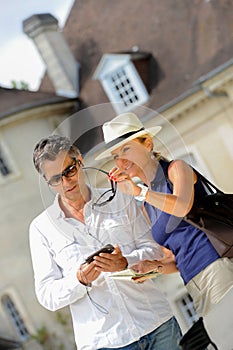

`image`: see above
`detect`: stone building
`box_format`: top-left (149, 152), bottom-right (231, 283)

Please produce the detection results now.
top-left (0, 1), bottom-right (233, 348)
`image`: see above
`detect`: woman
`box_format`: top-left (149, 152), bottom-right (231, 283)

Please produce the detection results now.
top-left (96, 112), bottom-right (233, 316)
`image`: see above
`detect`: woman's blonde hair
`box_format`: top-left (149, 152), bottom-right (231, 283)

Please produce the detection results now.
top-left (136, 135), bottom-right (164, 161)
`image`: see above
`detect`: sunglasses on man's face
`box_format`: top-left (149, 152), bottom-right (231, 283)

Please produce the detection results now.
top-left (82, 166), bottom-right (117, 207)
top-left (46, 159), bottom-right (81, 187)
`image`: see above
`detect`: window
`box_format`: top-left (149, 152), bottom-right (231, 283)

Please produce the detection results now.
top-left (110, 68), bottom-right (139, 107)
top-left (103, 64), bottom-right (149, 113)
top-left (0, 139), bottom-right (20, 184)
top-left (0, 148), bottom-right (11, 176)
top-left (93, 54), bottom-right (149, 114)
top-left (2, 295), bottom-right (30, 341)
top-left (177, 293), bottom-right (199, 327)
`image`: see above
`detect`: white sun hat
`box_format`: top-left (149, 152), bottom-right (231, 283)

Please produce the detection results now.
top-left (95, 112), bottom-right (161, 160)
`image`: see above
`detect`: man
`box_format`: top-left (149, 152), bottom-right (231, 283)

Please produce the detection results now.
top-left (29, 135), bottom-right (182, 350)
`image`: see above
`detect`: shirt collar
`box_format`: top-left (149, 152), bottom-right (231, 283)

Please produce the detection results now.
top-left (52, 188), bottom-right (95, 220)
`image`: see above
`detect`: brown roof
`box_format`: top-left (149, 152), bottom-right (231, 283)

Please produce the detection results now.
top-left (0, 87), bottom-right (77, 119)
top-left (40, 0), bottom-right (233, 110)
top-left (3, 1), bottom-right (231, 119)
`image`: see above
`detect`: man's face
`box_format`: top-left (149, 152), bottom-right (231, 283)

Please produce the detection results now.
top-left (42, 151), bottom-right (84, 201)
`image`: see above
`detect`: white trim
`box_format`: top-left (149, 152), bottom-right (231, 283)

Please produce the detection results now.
top-left (0, 287), bottom-right (33, 341)
top-left (2, 294), bottom-right (30, 341)
top-left (93, 54), bottom-right (132, 79)
top-left (101, 62), bottom-right (149, 113)
top-left (176, 292), bottom-right (199, 328)
top-left (218, 125), bottom-right (233, 160)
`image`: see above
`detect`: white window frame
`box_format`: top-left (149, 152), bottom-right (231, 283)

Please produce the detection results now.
top-left (0, 138), bottom-right (20, 185)
top-left (101, 61), bottom-right (149, 113)
top-left (1, 294), bottom-right (30, 342)
top-left (176, 292), bottom-right (199, 328)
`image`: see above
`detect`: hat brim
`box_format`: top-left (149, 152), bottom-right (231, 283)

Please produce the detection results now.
top-left (95, 126), bottom-right (162, 160)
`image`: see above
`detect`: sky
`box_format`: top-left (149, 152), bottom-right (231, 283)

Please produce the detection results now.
top-left (0, 0), bottom-right (75, 91)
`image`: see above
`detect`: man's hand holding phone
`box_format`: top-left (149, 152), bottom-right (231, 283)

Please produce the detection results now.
top-left (93, 244), bottom-right (128, 272)
top-left (85, 244), bottom-right (115, 264)
top-left (77, 244), bottom-right (115, 286)
top-left (77, 244), bottom-right (128, 285)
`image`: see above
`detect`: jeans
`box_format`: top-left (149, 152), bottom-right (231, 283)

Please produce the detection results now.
top-left (99, 316), bottom-right (182, 350)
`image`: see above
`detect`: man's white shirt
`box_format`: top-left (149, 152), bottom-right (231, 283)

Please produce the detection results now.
top-left (29, 190), bottom-right (173, 350)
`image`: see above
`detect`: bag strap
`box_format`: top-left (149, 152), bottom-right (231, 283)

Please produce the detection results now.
top-left (192, 167), bottom-right (224, 194)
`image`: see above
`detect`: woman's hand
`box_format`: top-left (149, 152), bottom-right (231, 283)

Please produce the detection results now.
top-left (131, 260), bottom-right (164, 274)
top-left (109, 167), bottom-right (141, 197)
top-left (131, 247), bottom-right (178, 275)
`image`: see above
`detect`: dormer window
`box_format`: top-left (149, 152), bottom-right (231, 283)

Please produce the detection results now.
top-left (108, 67), bottom-right (140, 106)
top-left (93, 53), bottom-right (149, 113)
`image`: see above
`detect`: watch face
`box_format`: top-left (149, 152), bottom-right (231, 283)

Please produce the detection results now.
top-left (135, 185), bottom-right (148, 201)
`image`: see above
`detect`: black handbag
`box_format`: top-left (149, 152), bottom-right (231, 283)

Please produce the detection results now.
top-left (184, 169), bottom-right (233, 258)
top-left (179, 317), bottom-right (218, 350)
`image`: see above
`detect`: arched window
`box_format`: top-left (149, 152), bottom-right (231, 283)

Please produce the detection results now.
top-left (2, 295), bottom-right (30, 341)
top-left (0, 147), bottom-right (11, 176)
top-left (176, 293), bottom-right (199, 327)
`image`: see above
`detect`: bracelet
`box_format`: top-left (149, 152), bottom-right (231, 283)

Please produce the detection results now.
top-left (134, 184), bottom-right (149, 201)
top-left (154, 265), bottom-right (164, 273)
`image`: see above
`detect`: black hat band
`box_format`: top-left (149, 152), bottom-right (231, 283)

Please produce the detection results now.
top-left (105, 127), bottom-right (145, 149)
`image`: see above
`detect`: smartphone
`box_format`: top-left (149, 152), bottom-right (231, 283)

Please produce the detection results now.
top-left (85, 244), bottom-right (115, 264)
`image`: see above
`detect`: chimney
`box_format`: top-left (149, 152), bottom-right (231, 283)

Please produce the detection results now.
top-left (23, 14), bottom-right (80, 98)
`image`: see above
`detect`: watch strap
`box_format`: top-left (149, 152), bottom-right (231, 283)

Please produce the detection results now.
top-left (134, 184), bottom-right (149, 201)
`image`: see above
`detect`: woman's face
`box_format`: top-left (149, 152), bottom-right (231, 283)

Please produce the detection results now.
top-left (111, 138), bottom-right (152, 178)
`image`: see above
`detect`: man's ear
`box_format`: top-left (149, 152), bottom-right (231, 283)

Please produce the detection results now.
top-left (77, 155), bottom-right (84, 167)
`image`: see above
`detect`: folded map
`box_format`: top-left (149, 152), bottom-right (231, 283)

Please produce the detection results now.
top-left (109, 269), bottom-right (160, 282)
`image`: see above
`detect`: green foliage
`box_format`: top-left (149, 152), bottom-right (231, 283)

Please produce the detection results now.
top-left (31, 310), bottom-right (75, 350)
top-left (10, 80), bottom-right (30, 90)
top-left (31, 325), bottom-right (65, 350)
top-left (55, 311), bottom-right (69, 326)
top-left (31, 325), bottom-right (49, 345)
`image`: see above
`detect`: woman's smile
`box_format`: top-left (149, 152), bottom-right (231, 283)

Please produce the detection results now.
top-left (123, 162), bottom-right (134, 171)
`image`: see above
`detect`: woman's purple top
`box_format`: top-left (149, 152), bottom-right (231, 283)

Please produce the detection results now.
top-left (144, 159), bottom-right (219, 284)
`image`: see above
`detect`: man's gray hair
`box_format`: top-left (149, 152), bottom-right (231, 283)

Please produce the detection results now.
top-left (33, 135), bottom-right (80, 174)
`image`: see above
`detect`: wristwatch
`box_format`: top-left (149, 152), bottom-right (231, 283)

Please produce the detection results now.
top-left (134, 184), bottom-right (149, 201)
